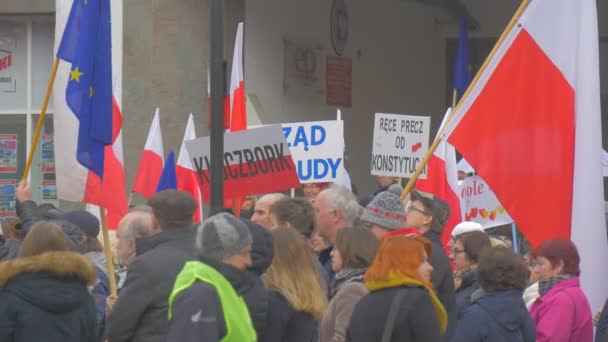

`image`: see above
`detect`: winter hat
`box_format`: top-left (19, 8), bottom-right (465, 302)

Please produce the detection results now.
top-left (451, 221), bottom-right (484, 238)
top-left (62, 210), bottom-right (100, 237)
top-left (410, 190), bottom-right (451, 233)
top-left (49, 219), bottom-right (87, 254)
top-left (360, 184), bottom-right (406, 230)
top-left (196, 213), bottom-right (253, 262)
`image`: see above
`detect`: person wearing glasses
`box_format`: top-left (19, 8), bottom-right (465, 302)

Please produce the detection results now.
top-left (451, 231), bottom-right (491, 319)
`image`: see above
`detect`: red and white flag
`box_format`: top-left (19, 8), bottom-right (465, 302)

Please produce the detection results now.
top-left (54, 0), bottom-right (127, 229)
top-left (176, 114), bottom-right (203, 222)
top-left (443, 0), bottom-right (607, 309)
top-left (132, 108), bottom-right (164, 199)
top-left (415, 108), bottom-right (462, 246)
top-left (229, 22), bottom-right (246, 132)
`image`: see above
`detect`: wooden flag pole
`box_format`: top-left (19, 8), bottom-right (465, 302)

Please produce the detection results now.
top-left (100, 208), bottom-right (118, 297)
top-left (127, 192), bottom-right (134, 206)
top-left (23, 58), bottom-right (60, 181)
top-left (400, 0), bottom-right (530, 200)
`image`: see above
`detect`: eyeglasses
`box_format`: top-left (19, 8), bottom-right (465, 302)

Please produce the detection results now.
top-left (405, 201), bottom-right (430, 216)
top-left (451, 248), bottom-right (465, 255)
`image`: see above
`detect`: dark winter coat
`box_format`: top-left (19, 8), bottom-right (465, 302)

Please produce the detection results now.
top-left (259, 290), bottom-right (316, 342)
top-left (423, 230), bottom-right (456, 340)
top-left (454, 269), bottom-right (479, 320)
top-left (346, 285), bottom-right (442, 342)
top-left (107, 226), bottom-right (198, 342)
top-left (452, 289), bottom-right (536, 342)
top-left (0, 251), bottom-right (98, 342)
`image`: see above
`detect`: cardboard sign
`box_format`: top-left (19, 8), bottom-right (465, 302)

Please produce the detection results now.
top-left (371, 113), bottom-right (430, 178)
top-left (282, 120), bottom-right (344, 183)
top-left (459, 175), bottom-right (513, 229)
top-left (186, 125), bottom-right (301, 201)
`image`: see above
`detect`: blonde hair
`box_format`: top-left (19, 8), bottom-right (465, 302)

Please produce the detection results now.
top-left (263, 228), bottom-right (327, 318)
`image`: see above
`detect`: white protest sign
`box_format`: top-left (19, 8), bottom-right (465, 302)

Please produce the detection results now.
top-left (459, 175), bottom-right (513, 229)
top-left (371, 113), bottom-right (431, 178)
top-left (282, 120), bottom-right (344, 183)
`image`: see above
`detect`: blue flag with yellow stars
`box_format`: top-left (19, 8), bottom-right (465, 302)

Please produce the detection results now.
top-left (57, 0), bottom-right (112, 179)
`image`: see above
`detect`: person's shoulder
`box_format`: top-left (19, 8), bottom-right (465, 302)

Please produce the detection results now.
top-left (179, 280), bottom-right (218, 299)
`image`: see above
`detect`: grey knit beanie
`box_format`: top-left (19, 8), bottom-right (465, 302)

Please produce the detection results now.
top-left (360, 184), bottom-right (406, 230)
top-left (196, 213), bottom-right (253, 262)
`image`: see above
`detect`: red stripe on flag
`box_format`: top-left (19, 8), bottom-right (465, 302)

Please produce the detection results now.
top-left (230, 81), bottom-right (247, 132)
top-left (447, 30), bottom-right (575, 247)
top-left (176, 165), bottom-right (202, 223)
top-left (132, 150), bottom-right (164, 199)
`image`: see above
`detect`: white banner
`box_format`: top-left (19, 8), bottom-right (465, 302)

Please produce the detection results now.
top-left (371, 113), bottom-right (431, 178)
top-left (460, 175), bottom-right (513, 229)
top-left (282, 120), bottom-right (344, 183)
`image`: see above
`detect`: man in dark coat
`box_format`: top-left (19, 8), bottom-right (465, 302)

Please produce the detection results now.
top-left (107, 190), bottom-right (198, 342)
top-left (405, 190), bottom-right (456, 341)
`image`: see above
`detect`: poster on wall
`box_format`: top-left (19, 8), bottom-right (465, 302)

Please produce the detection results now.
top-left (371, 113), bottom-right (430, 179)
top-left (459, 175), bottom-right (514, 229)
top-left (0, 134), bottom-right (17, 173)
top-left (41, 179), bottom-right (57, 200)
top-left (41, 135), bottom-right (55, 173)
top-left (0, 179), bottom-right (16, 217)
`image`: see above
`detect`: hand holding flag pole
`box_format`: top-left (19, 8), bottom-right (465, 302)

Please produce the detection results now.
top-left (399, 0), bottom-right (531, 200)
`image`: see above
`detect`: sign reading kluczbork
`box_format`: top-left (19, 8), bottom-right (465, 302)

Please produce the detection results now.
top-left (186, 125), bottom-right (301, 201)
top-left (282, 120), bottom-right (344, 183)
top-left (371, 113), bottom-right (431, 179)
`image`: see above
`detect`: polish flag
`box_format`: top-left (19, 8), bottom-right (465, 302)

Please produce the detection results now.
top-left (132, 108), bottom-right (164, 199)
top-left (176, 114), bottom-right (203, 222)
top-left (415, 108), bottom-right (462, 247)
top-left (229, 22), bottom-right (246, 132)
top-left (443, 0), bottom-right (608, 309)
top-left (54, 0), bottom-right (127, 229)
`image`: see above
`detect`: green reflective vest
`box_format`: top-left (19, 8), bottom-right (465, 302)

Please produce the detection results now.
top-left (168, 261), bottom-right (256, 342)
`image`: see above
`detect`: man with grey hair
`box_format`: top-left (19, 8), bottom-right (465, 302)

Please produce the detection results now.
top-left (115, 209), bottom-right (155, 285)
top-left (314, 184), bottom-right (361, 244)
top-left (251, 193), bottom-right (287, 229)
top-left (107, 190), bottom-right (198, 342)
top-left (167, 213), bottom-right (256, 342)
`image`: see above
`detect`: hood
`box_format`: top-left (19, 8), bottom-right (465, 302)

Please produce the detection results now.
top-left (459, 268), bottom-right (477, 290)
top-left (201, 257), bottom-right (257, 295)
top-left (85, 251), bottom-right (108, 277)
top-left (475, 289), bottom-right (528, 332)
top-left (240, 219), bottom-right (274, 276)
top-left (0, 251), bottom-right (96, 313)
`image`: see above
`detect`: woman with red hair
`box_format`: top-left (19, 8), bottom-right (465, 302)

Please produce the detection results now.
top-left (346, 235), bottom-right (447, 342)
top-left (529, 238), bottom-right (593, 342)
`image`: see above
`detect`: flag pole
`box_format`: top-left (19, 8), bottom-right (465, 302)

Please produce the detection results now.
top-left (400, 0), bottom-right (531, 200)
top-left (22, 58), bottom-right (60, 181)
top-left (100, 207), bottom-right (118, 297)
top-left (127, 192), bottom-right (134, 206)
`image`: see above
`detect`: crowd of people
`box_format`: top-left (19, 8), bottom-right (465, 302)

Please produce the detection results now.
top-left (0, 176), bottom-right (605, 342)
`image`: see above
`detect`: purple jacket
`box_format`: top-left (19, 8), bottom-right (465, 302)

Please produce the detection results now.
top-left (529, 277), bottom-right (593, 342)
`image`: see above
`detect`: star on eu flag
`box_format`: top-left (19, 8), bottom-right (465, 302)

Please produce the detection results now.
top-left (70, 66), bottom-right (84, 82)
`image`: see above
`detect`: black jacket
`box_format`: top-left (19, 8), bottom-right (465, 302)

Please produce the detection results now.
top-left (452, 289), bottom-right (536, 342)
top-left (423, 230), bottom-right (456, 340)
top-left (0, 251), bottom-right (98, 342)
top-left (260, 290), bottom-right (316, 342)
top-left (347, 285), bottom-right (442, 342)
top-left (455, 269), bottom-right (479, 320)
top-left (107, 226), bottom-right (197, 342)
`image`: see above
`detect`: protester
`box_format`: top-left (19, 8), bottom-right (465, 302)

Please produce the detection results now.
top-left (240, 195), bottom-right (258, 219)
top-left (449, 221), bottom-right (483, 250)
top-left (167, 213), bottom-right (256, 342)
top-left (452, 231), bottom-right (491, 319)
top-left (261, 228), bottom-right (327, 342)
top-left (252, 193), bottom-right (287, 229)
top-left (595, 298), bottom-right (608, 342)
top-left (63, 209), bottom-right (111, 336)
top-left (405, 189), bottom-right (455, 340)
top-left (107, 190), bottom-right (198, 342)
top-left (0, 217), bottom-right (25, 260)
top-left (452, 247), bottom-right (536, 342)
top-left (529, 238), bottom-right (593, 342)
top-left (0, 222), bottom-right (97, 342)
top-left (320, 226), bottom-right (379, 342)
top-left (302, 182), bottom-right (329, 203)
top-left (358, 176), bottom-right (400, 207)
top-left (347, 235), bottom-right (447, 341)
top-left (522, 250), bottom-right (541, 309)
top-left (360, 184), bottom-right (407, 239)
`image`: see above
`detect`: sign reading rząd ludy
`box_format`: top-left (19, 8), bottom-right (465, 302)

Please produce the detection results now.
top-left (371, 113), bottom-right (431, 179)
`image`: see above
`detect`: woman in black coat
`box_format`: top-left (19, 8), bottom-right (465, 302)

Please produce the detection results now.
top-left (0, 222), bottom-right (98, 342)
top-left (347, 235), bottom-right (447, 342)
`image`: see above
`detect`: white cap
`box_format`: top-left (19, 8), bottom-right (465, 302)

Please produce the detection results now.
top-left (451, 221), bottom-right (484, 238)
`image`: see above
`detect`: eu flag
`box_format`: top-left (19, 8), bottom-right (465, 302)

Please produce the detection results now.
top-left (156, 150), bottom-right (178, 192)
top-left (453, 7), bottom-right (472, 104)
top-left (57, 0), bottom-right (112, 179)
